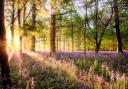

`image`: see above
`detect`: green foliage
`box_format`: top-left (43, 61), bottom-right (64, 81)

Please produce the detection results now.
top-left (75, 60), bottom-right (91, 71)
top-left (94, 64), bottom-right (110, 82)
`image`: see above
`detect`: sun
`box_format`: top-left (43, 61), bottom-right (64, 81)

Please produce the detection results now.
top-left (14, 33), bottom-right (20, 51)
top-left (6, 29), bottom-right (20, 52)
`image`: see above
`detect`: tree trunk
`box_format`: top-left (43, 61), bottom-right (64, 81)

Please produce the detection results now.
top-left (0, 0), bottom-right (13, 88)
top-left (71, 12), bottom-right (74, 52)
top-left (11, 0), bottom-right (15, 50)
top-left (113, 0), bottom-right (123, 52)
top-left (56, 35), bottom-right (58, 51)
top-left (64, 38), bottom-right (66, 51)
top-left (68, 38), bottom-right (70, 51)
top-left (59, 29), bottom-right (62, 51)
top-left (31, 36), bottom-right (36, 51)
top-left (83, 0), bottom-right (87, 55)
top-left (96, 30), bottom-right (105, 52)
top-left (31, 1), bottom-right (36, 51)
top-left (18, 0), bottom-right (22, 52)
top-left (22, 0), bottom-right (26, 52)
top-left (50, 14), bottom-right (56, 54)
top-left (23, 0), bottom-right (26, 26)
top-left (94, 0), bottom-right (98, 53)
top-left (84, 29), bottom-right (86, 54)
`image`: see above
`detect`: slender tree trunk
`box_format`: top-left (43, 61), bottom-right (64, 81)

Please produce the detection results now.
top-left (31, 36), bottom-right (35, 51)
top-left (84, 25), bottom-right (86, 55)
top-left (94, 0), bottom-right (98, 53)
top-left (0, 0), bottom-right (13, 88)
top-left (68, 37), bottom-right (70, 51)
top-left (77, 37), bottom-right (80, 51)
top-left (11, 0), bottom-right (15, 50)
top-left (22, 0), bottom-right (26, 51)
top-left (56, 35), bottom-right (58, 51)
top-left (45, 36), bottom-right (46, 51)
top-left (17, 0), bottom-right (21, 27)
top-left (59, 29), bottom-right (62, 51)
top-left (64, 38), bottom-right (66, 51)
top-left (50, 14), bottom-right (56, 54)
top-left (66, 35), bottom-right (68, 51)
top-left (23, 0), bottom-right (26, 26)
top-left (71, 12), bottom-right (74, 52)
top-left (17, 0), bottom-right (22, 52)
top-left (83, 0), bottom-right (87, 55)
top-left (113, 0), bottom-right (123, 52)
top-left (31, 0), bottom-right (36, 51)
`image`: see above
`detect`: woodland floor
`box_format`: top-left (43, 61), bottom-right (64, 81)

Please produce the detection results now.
top-left (0, 51), bottom-right (128, 89)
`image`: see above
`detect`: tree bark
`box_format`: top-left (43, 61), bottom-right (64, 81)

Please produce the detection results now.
top-left (56, 35), bottom-right (58, 51)
top-left (94, 0), bottom-right (98, 53)
top-left (31, 36), bottom-right (35, 51)
top-left (22, 0), bottom-right (26, 52)
top-left (59, 29), bottom-right (62, 51)
top-left (71, 12), bottom-right (74, 52)
top-left (50, 14), bottom-right (56, 54)
top-left (23, 0), bottom-right (26, 26)
top-left (31, 0), bottom-right (36, 51)
top-left (18, 0), bottom-right (22, 52)
top-left (0, 0), bottom-right (13, 88)
top-left (83, 0), bottom-right (87, 55)
top-left (11, 0), bottom-right (15, 49)
top-left (113, 0), bottom-right (123, 52)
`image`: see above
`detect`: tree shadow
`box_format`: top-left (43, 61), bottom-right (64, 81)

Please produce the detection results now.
top-left (8, 52), bottom-right (91, 89)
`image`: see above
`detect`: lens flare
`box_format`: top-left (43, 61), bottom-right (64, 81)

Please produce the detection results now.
top-left (6, 30), bottom-right (20, 52)
top-left (14, 33), bottom-right (20, 51)
top-left (6, 30), bottom-right (12, 52)
top-left (6, 29), bottom-right (21, 62)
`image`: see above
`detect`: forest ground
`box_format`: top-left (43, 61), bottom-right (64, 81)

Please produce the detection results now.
top-left (0, 51), bottom-right (128, 89)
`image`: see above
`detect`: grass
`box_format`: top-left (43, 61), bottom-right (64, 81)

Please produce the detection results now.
top-left (54, 53), bottom-right (128, 89)
top-left (9, 53), bottom-right (80, 89)
top-left (0, 52), bottom-right (128, 89)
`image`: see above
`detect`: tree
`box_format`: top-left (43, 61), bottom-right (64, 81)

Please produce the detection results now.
top-left (50, 10), bottom-right (56, 54)
top-left (50, 0), bottom-right (62, 54)
top-left (113, 0), bottom-right (123, 52)
top-left (11, 0), bottom-right (15, 50)
top-left (17, 0), bottom-right (22, 52)
top-left (71, 6), bottom-right (74, 52)
top-left (83, 0), bottom-right (88, 55)
top-left (84, 0), bottom-right (113, 52)
top-left (0, 0), bottom-right (13, 88)
top-left (30, 0), bottom-right (36, 51)
top-left (94, 0), bottom-right (98, 53)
